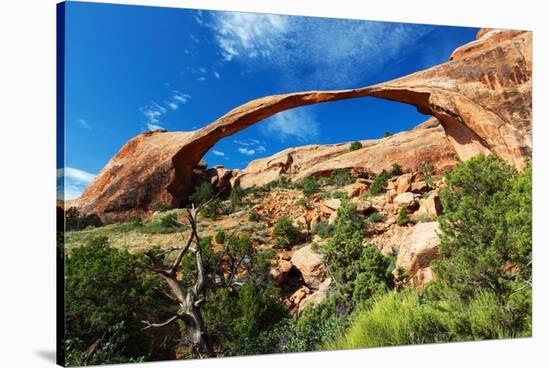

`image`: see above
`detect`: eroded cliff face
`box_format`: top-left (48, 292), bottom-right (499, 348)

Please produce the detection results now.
top-left (236, 117), bottom-right (458, 189)
top-left (73, 29), bottom-right (531, 222)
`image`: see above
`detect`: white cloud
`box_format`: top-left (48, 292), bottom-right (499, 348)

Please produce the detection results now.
top-left (260, 108), bottom-right (319, 142)
top-left (57, 167), bottom-right (96, 183)
top-left (213, 70), bottom-right (220, 79)
top-left (197, 76), bottom-right (206, 81)
top-left (172, 91), bottom-right (190, 104)
top-left (212, 13), bottom-right (288, 61)
top-left (76, 118), bottom-right (91, 130)
top-left (233, 140), bottom-right (250, 146)
top-left (233, 139), bottom-right (251, 146)
top-left (256, 145), bottom-right (266, 153)
top-left (212, 149), bottom-right (225, 156)
top-left (147, 123), bottom-right (164, 131)
top-left (209, 12), bottom-right (434, 86)
top-left (195, 10), bottom-right (204, 25)
top-left (142, 91), bottom-right (190, 130)
top-left (57, 167), bottom-right (96, 200)
top-left (238, 147), bottom-right (255, 156)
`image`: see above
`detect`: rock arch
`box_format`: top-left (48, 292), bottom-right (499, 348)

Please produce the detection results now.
top-left (75, 30), bottom-right (531, 222)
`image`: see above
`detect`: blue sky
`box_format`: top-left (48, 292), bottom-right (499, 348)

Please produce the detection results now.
top-left (60, 1), bottom-right (478, 199)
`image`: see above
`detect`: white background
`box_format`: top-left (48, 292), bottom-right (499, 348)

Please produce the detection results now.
top-left (0, 0), bottom-right (548, 367)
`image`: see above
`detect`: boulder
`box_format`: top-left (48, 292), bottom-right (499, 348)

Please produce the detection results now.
top-left (411, 180), bottom-right (430, 194)
top-left (270, 259), bottom-right (293, 286)
top-left (412, 267), bottom-right (435, 288)
top-left (320, 198), bottom-right (342, 214)
top-left (298, 278), bottom-right (332, 313)
top-left (289, 286), bottom-right (310, 307)
top-left (393, 192), bottom-right (420, 209)
top-left (396, 173), bottom-right (413, 193)
top-left (290, 245), bottom-right (327, 289)
top-left (414, 192), bottom-right (443, 220)
top-left (396, 222), bottom-right (440, 277)
top-left (293, 215), bottom-right (307, 229)
top-left (386, 189), bottom-right (397, 204)
top-left (344, 182), bottom-right (369, 197)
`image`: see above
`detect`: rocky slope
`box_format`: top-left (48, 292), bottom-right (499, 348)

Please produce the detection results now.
top-left (236, 117), bottom-right (457, 189)
top-left (65, 166), bottom-right (447, 314)
top-left (71, 29), bottom-right (531, 222)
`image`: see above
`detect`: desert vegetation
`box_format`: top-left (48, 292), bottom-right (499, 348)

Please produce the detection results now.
top-left (62, 154), bottom-right (531, 364)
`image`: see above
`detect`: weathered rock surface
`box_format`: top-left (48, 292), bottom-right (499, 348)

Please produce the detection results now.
top-left (298, 277), bottom-right (332, 313)
top-left (393, 192), bottom-right (420, 209)
top-left (290, 245), bottom-right (327, 289)
top-left (396, 222), bottom-right (440, 283)
top-left (238, 118), bottom-right (458, 187)
top-left (413, 192), bottom-right (443, 220)
top-left (74, 30), bottom-right (531, 221)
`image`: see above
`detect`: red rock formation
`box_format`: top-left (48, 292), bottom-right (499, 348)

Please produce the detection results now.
top-left (74, 30), bottom-right (531, 222)
top-left (236, 117), bottom-right (457, 188)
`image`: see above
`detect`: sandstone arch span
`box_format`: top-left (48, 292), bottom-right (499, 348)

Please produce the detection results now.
top-left (75, 29), bottom-right (531, 222)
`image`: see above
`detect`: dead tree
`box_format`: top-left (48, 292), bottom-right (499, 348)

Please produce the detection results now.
top-left (142, 203), bottom-right (213, 357)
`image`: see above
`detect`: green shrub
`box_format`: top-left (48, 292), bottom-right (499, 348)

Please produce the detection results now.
top-left (229, 185), bottom-right (244, 209)
top-left (255, 296), bottom-right (350, 354)
top-left (321, 169), bottom-right (355, 187)
top-left (320, 202), bottom-right (392, 302)
top-left (160, 213), bottom-right (178, 228)
top-left (419, 162), bottom-right (436, 179)
top-left (330, 287), bottom-right (523, 352)
top-left (189, 181), bottom-right (215, 206)
top-left (153, 202), bottom-right (171, 212)
top-left (64, 322), bottom-right (146, 366)
top-left (191, 235), bottom-right (286, 356)
top-left (397, 207), bottom-right (409, 226)
top-left (65, 207), bottom-right (103, 231)
top-left (296, 197), bottom-right (308, 207)
top-left (300, 176), bottom-right (320, 196)
top-left (65, 236), bottom-right (173, 363)
top-left (312, 221), bottom-right (334, 239)
top-left (215, 229), bottom-right (226, 244)
top-left (350, 141), bottom-right (363, 151)
top-left (268, 175), bottom-right (294, 190)
top-left (368, 212), bottom-right (385, 223)
top-left (203, 198), bottom-right (222, 219)
top-left (390, 163), bottom-right (403, 177)
top-left (434, 155), bottom-right (531, 300)
top-left (366, 170), bottom-right (390, 196)
top-left (383, 131), bottom-right (392, 137)
top-left (248, 210), bottom-right (261, 222)
top-left (331, 191), bottom-right (349, 200)
top-left (328, 290), bottom-right (420, 350)
top-left (272, 217), bottom-right (301, 249)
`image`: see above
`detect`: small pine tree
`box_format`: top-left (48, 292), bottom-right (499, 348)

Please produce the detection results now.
top-left (215, 229), bottom-right (226, 244)
top-left (189, 181), bottom-right (215, 206)
top-left (390, 163), bottom-right (403, 177)
top-left (272, 217), bottom-right (301, 249)
top-left (301, 176), bottom-right (320, 196)
top-left (397, 207), bottom-right (409, 226)
top-left (367, 170), bottom-right (390, 196)
top-left (350, 141), bottom-right (363, 151)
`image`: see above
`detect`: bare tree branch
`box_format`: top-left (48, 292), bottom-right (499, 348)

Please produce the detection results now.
top-left (143, 199), bottom-right (216, 357)
top-left (141, 315), bottom-right (180, 330)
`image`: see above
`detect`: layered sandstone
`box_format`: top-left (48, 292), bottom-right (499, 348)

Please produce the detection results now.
top-left (236, 117), bottom-right (457, 189)
top-left (74, 29), bottom-right (532, 222)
